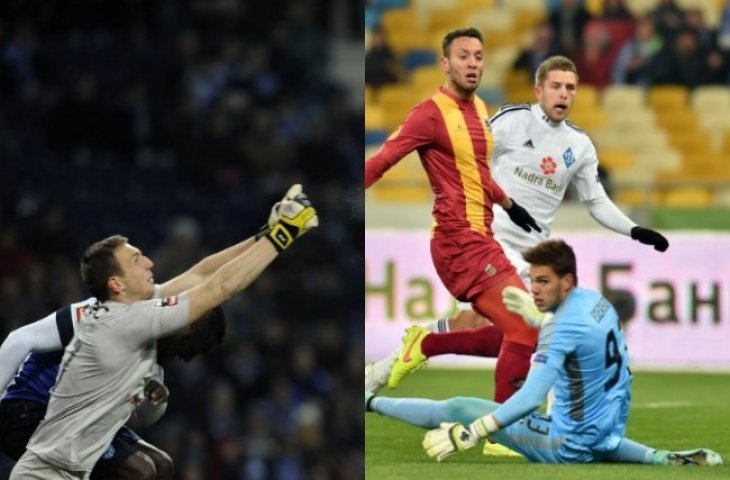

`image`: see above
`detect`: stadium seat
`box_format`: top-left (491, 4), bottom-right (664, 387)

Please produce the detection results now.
top-left (401, 49), bottom-right (438, 72)
top-left (634, 147), bottom-right (682, 174)
top-left (487, 45), bottom-right (520, 71)
top-left (601, 85), bottom-right (646, 110)
top-left (691, 86), bottom-right (730, 112)
top-left (381, 8), bottom-right (420, 34)
top-left (506, 85), bottom-right (536, 104)
top-left (668, 130), bottom-right (714, 156)
top-left (412, 0), bottom-right (455, 17)
top-left (373, 0), bottom-right (410, 10)
top-left (365, 130), bottom-right (389, 147)
top-left (658, 187), bottom-right (714, 208)
top-left (597, 149), bottom-right (635, 173)
top-left (425, 10), bottom-right (467, 37)
top-left (467, 9), bottom-right (515, 34)
top-left (365, 104), bottom-right (386, 131)
top-left (368, 150), bottom-right (432, 202)
top-left (647, 86), bottom-right (689, 114)
top-left (625, 0), bottom-right (662, 16)
top-left (410, 65), bottom-right (445, 90)
top-left (654, 110), bottom-right (700, 135)
top-left (477, 87), bottom-right (506, 107)
top-left (615, 187), bottom-right (659, 207)
top-left (458, 0), bottom-right (496, 11)
top-left (568, 109), bottom-right (609, 131)
top-left (609, 109), bottom-right (656, 133)
top-left (504, 69), bottom-right (532, 89)
top-left (387, 29), bottom-right (433, 56)
top-left (677, 0), bottom-right (720, 27)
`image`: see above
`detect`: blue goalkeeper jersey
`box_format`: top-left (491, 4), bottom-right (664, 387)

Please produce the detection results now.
top-left (493, 287), bottom-right (631, 458)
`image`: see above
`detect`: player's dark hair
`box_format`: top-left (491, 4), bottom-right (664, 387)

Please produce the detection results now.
top-left (535, 55), bottom-right (579, 86)
top-left (157, 306), bottom-right (227, 363)
top-left (522, 239), bottom-right (578, 285)
top-left (442, 27), bottom-right (483, 57)
top-left (80, 235), bottom-right (128, 301)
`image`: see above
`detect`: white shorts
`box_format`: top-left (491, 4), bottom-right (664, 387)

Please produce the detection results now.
top-left (10, 451), bottom-right (88, 480)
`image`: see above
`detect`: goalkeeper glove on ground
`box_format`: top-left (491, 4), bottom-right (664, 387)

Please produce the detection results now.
top-left (423, 422), bottom-right (481, 462)
top-left (631, 226), bottom-right (669, 252)
top-left (502, 286), bottom-right (553, 328)
top-left (505, 199), bottom-right (541, 233)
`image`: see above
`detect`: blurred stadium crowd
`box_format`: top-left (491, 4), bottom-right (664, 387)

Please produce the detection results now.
top-left (0, 0), bottom-right (363, 479)
top-left (365, 0), bottom-right (730, 210)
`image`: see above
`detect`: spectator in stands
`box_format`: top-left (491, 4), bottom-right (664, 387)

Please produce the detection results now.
top-left (650, 0), bottom-right (685, 44)
top-left (655, 28), bottom-right (709, 88)
top-left (548, 0), bottom-right (593, 55)
top-left (512, 21), bottom-right (564, 81)
top-left (718, 0), bottom-right (730, 51)
top-left (365, 25), bottom-right (400, 91)
top-left (574, 20), bottom-right (615, 90)
top-left (683, 7), bottom-right (728, 85)
top-left (612, 15), bottom-right (671, 87)
top-left (601, 0), bottom-right (633, 21)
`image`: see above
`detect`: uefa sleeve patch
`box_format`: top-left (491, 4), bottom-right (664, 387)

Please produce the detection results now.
top-left (532, 353), bottom-right (548, 364)
top-left (153, 296), bottom-right (179, 308)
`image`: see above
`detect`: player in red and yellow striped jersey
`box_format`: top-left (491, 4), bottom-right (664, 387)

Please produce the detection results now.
top-left (365, 28), bottom-right (541, 404)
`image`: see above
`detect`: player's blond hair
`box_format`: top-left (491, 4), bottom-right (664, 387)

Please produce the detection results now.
top-left (534, 56), bottom-right (579, 86)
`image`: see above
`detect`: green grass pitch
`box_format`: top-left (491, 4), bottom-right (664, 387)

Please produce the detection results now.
top-left (365, 369), bottom-right (730, 480)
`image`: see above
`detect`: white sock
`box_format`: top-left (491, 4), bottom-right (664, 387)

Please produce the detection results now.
top-left (373, 352), bottom-right (399, 381)
top-left (426, 317), bottom-right (450, 333)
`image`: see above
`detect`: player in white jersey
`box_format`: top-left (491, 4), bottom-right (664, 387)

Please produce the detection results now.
top-left (368, 55), bottom-right (669, 394)
top-left (0, 296), bottom-right (225, 479)
top-left (9, 184), bottom-right (319, 479)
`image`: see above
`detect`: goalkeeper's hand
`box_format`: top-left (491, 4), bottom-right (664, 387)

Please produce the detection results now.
top-left (143, 378), bottom-right (169, 406)
top-left (258, 184), bottom-right (319, 251)
top-left (502, 286), bottom-right (553, 329)
top-left (630, 226), bottom-right (669, 252)
top-left (422, 422), bottom-right (481, 462)
top-left (267, 184), bottom-right (304, 226)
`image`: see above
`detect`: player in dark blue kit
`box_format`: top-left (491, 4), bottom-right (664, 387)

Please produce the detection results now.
top-left (367, 239), bottom-right (722, 467)
top-left (0, 298), bottom-right (225, 479)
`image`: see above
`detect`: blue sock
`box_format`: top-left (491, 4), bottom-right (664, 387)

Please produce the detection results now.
top-left (604, 438), bottom-right (657, 464)
top-left (371, 397), bottom-right (451, 429)
top-left (371, 396), bottom-right (497, 429)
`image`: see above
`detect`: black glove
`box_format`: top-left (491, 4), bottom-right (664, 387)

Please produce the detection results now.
top-left (144, 378), bottom-right (170, 405)
top-left (631, 226), bottom-right (669, 252)
top-left (505, 198), bottom-right (541, 233)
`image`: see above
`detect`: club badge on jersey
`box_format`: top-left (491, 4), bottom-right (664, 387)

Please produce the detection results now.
top-left (562, 147), bottom-right (575, 168)
top-left (154, 296), bottom-right (178, 308)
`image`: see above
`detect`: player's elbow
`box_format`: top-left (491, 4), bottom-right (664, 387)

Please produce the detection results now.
top-left (4, 329), bottom-right (35, 354)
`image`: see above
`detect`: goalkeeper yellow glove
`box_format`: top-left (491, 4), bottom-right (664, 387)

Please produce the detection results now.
top-left (257, 184), bottom-right (319, 251)
top-left (502, 286), bottom-right (553, 328)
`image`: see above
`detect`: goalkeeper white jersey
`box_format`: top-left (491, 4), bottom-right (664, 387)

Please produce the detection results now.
top-left (490, 103), bottom-right (607, 251)
top-left (26, 288), bottom-right (190, 473)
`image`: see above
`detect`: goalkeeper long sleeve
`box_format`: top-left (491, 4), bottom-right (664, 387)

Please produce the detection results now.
top-left (489, 360), bottom-right (558, 428)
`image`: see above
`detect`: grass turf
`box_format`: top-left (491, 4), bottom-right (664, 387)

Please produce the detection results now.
top-left (365, 369), bottom-right (730, 480)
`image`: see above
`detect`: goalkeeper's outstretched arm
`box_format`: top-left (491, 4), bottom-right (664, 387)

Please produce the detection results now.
top-left (160, 184), bottom-right (309, 296)
top-left (186, 186), bottom-right (318, 322)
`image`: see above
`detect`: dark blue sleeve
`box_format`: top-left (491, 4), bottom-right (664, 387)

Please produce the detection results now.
top-left (55, 305), bottom-right (74, 347)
